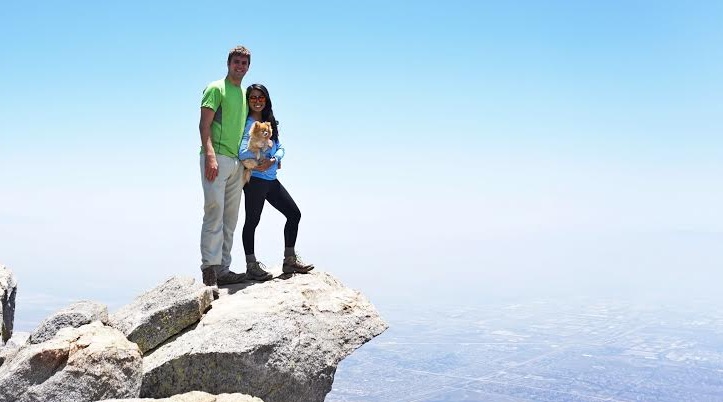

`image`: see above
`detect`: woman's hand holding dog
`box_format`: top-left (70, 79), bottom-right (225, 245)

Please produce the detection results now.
top-left (253, 158), bottom-right (275, 171)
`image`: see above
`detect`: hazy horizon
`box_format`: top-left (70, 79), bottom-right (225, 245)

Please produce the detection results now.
top-left (3, 0), bottom-right (723, 334)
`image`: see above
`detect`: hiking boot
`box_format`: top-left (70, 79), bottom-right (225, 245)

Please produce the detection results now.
top-left (201, 266), bottom-right (217, 287)
top-left (282, 255), bottom-right (315, 274)
top-left (216, 270), bottom-right (247, 286)
top-left (246, 261), bottom-right (273, 281)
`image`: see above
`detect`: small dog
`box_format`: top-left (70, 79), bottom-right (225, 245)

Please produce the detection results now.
top-left (241, 121), bottom-right (273, 184)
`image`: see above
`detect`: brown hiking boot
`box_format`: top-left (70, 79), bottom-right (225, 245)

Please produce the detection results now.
top-left (217, 270), bottom-right (247, 286)
top-left (246, 261), bottom-right (273, 281)
top-left (282, 255), bottom-right (314, 274)
top-left (201, 266), bottom-right (217, 286)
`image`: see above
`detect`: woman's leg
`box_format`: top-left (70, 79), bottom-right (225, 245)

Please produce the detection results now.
top-left (241, 177), bottom-right (270, 256)
top-left (242, 177), bottom-right (274, 281)
top-left (266, 180), bottom-right (314, 273)
top-left (265, 180), bottom-right (301, 250)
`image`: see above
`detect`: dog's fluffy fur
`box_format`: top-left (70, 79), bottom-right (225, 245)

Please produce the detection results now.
top-left (241, 121), bottom-right (273, 184)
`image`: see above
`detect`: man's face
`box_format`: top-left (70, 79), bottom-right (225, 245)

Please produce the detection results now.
top-left (227, 55), bottom-right (249, 81)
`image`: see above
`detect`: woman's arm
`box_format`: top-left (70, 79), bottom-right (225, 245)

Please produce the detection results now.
top-left (272, 141), bottom-right (285, 161)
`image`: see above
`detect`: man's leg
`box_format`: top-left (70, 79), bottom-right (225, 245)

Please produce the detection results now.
top-left (200, 154), bottom-right (229, 271)
top-left (221, 156), bottom-right (243, 270)
top-left (200, 155), bottom-right (246, 286)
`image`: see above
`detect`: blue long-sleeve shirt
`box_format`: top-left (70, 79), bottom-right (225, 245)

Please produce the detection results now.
top-left (238, 117), bottom-right (285, 181)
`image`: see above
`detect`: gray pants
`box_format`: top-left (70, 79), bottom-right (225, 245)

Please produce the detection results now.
top-left (200, 154), bottom-right (243, 272)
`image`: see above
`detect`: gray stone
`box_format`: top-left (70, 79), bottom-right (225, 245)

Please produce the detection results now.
top-left (5, 331), bottom-right (29, 348)
top-left (0, 345), bottom-right (17, 367)
top-left (141, 271), bottom-right (387, 402)
top-left (0, 264), bottom-right (18, 344)
top-left (0, 322), bottom-right (143, 402)
top-left (0, 331), bottom-right (30, 366)
top-left (0, 348), bottom-right (13, 367)
top-left (98, 390), bottom-right (264, 401)
top-left (29, 300), bottom-right (108, 344)
top-left (109, 277), bottom-right (214, 354)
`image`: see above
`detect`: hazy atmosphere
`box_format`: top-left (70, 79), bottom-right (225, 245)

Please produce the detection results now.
top-left (2, 0), bottom-right (722, 345)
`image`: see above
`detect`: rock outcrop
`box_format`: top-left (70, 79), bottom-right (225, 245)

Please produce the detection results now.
top-left (99, 390), bottom-right (264, 402)
top-left (0, 322), bottom-right (143, 402)
top-left (141, 271), bottom-right (387, 402)
top-left (0, 264), bottom-right (17, 344)
top-left (1, 270), bottom-right (386, 402)
top-left (109, 277), bottom-right (214, 354)
top-left (30, 300), bottom-right (108, 344)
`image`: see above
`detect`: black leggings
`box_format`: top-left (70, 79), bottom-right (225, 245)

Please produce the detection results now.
top-left (242, 177), bottom-right (301, 255)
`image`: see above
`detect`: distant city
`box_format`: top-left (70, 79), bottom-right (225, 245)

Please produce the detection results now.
top-left (328, 299), bottom-right (723, 402)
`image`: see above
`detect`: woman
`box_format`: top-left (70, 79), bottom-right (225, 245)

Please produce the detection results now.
top-left (238, 83), bottom-right (314, 281)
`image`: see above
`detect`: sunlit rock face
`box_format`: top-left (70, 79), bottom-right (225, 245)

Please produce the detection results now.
top-left (140, 271), bottom-right (388, 402)
top-left (108, 277), bottom-right (214, 354)
top-left (0, 322), bottom-right (143, 402)
top-left (99, 390), bottom-right (265, 402)
top-left (0, 270), bottom-right (386, 402)
top-left (30, 300), bottom-right (109, 344)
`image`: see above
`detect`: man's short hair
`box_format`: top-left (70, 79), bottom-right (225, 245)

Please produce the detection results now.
top-left (228, 46), bottom-right (251, 65)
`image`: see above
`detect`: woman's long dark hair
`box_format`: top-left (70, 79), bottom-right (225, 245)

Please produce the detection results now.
top-left (247, 83), bottom-right (279, 142)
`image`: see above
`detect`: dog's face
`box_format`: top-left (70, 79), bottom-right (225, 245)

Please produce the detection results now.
top-left (249, 121), bottom-right (272, 146)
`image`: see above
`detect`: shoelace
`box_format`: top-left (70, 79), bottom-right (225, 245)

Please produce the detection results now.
top-left (250, 262), bottom-right (268, 272)
top-left (290, 255), bottom-right (308, 266)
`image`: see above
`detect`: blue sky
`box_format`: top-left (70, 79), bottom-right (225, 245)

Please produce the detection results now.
top-left (1, 1), bottom-right (722, 330)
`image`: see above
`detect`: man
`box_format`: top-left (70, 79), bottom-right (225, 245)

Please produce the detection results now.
top-left (198, 46), bottom-right (251, 286)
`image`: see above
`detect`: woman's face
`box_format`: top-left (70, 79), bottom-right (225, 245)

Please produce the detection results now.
top-left (248, 89), bottom-right (266, 114)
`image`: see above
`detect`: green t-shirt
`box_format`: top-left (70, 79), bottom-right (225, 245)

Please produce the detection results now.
top-left (200, 78), bottom-right (247, 158)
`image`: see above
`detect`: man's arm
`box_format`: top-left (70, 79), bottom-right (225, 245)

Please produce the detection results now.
top-left (199, 107), bottom-right (218, 181)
